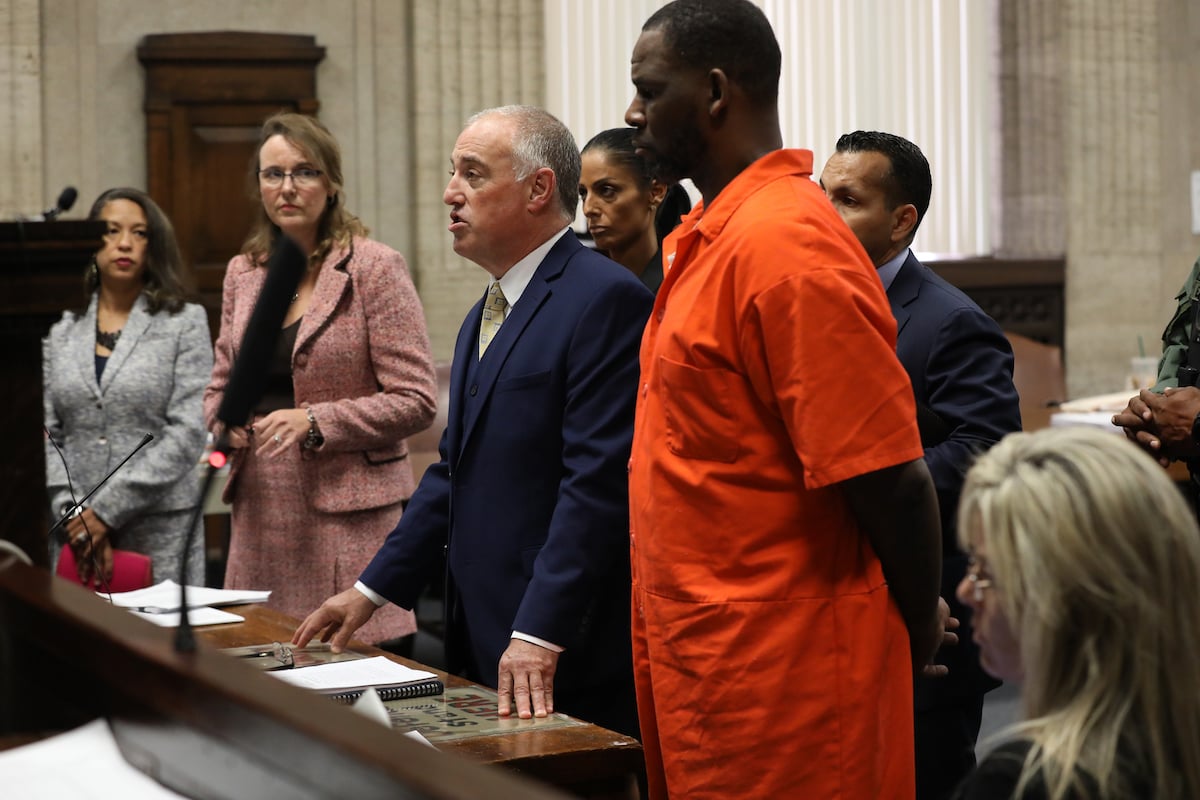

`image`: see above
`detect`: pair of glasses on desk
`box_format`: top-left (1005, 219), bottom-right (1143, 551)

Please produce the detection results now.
top-left (223, 641), bottom-right (295, 670)
top-left (220, 641), bottom-right (364, 671)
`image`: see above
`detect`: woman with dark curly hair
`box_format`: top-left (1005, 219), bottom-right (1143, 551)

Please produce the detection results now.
top-left (44, 187), bottom-right (212, 586)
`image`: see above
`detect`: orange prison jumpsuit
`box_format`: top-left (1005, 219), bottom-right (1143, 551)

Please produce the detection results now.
top-left (628, 149), bottom-right (925, 799)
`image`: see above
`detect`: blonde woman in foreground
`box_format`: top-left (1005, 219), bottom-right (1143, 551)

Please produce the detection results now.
top-left (952, 426), bottom-right (1200, 800)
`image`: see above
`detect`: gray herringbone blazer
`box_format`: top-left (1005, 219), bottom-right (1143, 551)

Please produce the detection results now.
top-left (43, 292), bottom-right (213, 578)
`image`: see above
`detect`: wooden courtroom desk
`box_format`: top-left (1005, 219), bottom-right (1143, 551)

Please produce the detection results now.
top-left (199, 604), bottom-right (643, 798)
top-left (0, 559), bottom-right (603, 799)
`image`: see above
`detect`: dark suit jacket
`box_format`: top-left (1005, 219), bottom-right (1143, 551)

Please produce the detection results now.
top-left (361, 232), bottom-right (653, 703)
top-left (887, 252), bottom-right (1020, 709)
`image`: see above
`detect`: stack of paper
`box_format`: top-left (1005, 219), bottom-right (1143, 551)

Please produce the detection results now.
top-left (271, 655), bottom-right (443, 702)
top-left (104, 580), bottom-right (271, 627)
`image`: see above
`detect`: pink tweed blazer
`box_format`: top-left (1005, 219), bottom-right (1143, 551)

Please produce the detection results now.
top-left (204, 237), bottom-right (437, 512)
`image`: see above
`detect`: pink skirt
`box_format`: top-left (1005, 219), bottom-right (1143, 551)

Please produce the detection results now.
top-left (225, 442), bottom-right (417, 644)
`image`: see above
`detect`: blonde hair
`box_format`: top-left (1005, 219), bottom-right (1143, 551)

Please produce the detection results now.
top-left (241, 112), bottom-right (367, 267)
top-left (959, 427), bottom-right (1200, 799)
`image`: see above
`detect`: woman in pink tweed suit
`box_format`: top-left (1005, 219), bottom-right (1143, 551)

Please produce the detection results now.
top-left (204, 113), bottom-right (436, 645)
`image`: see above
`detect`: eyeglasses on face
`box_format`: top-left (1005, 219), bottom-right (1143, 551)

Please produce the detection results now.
top-left (965, 555), bottom-right (994, 602)
top-left (258, 167), bottom-right (324, 188)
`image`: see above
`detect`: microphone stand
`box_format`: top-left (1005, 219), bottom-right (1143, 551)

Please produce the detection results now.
top-left (48, 433), bottom-right (154, 536)
top-left (174, 444), bottom-right (227, 653)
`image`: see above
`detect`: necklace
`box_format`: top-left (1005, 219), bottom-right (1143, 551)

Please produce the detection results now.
top-left (96, 321), bottom-right (122, 351)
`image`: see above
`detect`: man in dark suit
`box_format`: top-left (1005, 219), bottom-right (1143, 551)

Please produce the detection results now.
top-left (821, 131), bottom-right (1022, 800)
top-left (294, 105), bottom-right (653, 739)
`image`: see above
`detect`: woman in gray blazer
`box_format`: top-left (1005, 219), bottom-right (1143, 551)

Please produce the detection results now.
top-left (44, 188), bottom-right (213, 587)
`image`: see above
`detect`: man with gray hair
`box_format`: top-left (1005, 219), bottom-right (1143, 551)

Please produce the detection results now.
top-left (295, 106), bottom-right (651, 738)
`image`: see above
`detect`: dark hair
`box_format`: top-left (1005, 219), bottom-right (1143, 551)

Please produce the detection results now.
top-left (242, 112), bottom-right (367, 266)
top-left (470, 105), bottom-right (581, 221)
top-left (86, 188), bottom-right (190, 314)
top-left (644, 0), bottom-right (781, 109)
top-left (582, 128), bottom-right (654, 191)
top-left (835, 130), bottom-right (932, 236)
top-left (582, 127), bottom-right (694, 244)
top-left (655, 183), bottom-right (693, 243)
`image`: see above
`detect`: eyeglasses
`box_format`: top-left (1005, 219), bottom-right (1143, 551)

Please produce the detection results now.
top-left (965, 555), bottom-right (994, 602)
top-left (258, 167), bottom-right (324, 188)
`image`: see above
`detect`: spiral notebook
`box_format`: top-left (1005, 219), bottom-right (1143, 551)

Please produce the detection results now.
top-left (270, 655), bottom-right (444, 703)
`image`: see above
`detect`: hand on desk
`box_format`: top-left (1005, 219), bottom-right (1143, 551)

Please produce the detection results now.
top-left (497, 639), bottom-right (559, 720)
top-left (292, 587), bottom-right (378, 653)
top-left (1113, 387), bottom-right (1200, 463)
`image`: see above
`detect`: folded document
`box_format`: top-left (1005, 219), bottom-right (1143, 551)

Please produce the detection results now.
top-left (104, 579), bottom-right (270, 612)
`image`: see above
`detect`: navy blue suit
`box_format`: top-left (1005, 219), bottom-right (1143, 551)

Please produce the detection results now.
top-left (887, 252), bottom-right (1021, 800)
top-left (360, 233), bottom-right (652, 737)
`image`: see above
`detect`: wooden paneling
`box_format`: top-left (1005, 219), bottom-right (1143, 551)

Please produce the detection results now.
top-left (927, 256), bottom-right (1066, 350)
top-left (0, 221), bottom-right (105, 568)
top-left (137, 32), bottom-right (325, 337)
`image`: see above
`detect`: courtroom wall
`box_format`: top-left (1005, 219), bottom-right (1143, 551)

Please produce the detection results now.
top-left (9, 0), bottom-right (1200, 393)
top-left (14, 0), bottom-right (542, 361)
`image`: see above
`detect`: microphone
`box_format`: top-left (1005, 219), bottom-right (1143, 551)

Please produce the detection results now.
top-left (176, 234), bottom-right (307, 653)
top-left (47, 433), bottom-right (154, 537)
top-left (42, 186), bottom-right (78, 221)
top-left (214, 234), bottom-right (308, 444)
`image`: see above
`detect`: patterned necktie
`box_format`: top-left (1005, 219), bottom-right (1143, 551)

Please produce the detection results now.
top-left (478, 282), bottom-right (509, 358)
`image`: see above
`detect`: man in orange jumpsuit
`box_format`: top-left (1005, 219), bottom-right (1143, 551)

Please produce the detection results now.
top-left (625, 2), bottom-right (945, 797)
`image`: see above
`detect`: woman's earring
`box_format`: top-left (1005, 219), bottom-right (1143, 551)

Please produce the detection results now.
top-left (90, 260), bottom-right (99, 281)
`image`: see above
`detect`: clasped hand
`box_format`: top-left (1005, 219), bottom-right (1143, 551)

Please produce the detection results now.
top-left (1113, 386), bottom-right (1200, 464)
top-left (219, 408), bottom-right (310, 458)
top-left (65, 507), bottom-right (113, 584)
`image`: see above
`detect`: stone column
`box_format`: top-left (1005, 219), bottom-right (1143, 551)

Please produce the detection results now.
top-left (996, 0), bottom-right (1200, 395)
top-left (408, 0), bottom-right (545, 359)
top-left (0, 0), bottom-right (42, 218)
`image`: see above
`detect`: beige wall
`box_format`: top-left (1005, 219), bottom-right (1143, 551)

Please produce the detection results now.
top-left (998, 0), bottom-right (1200, 396)
top-left (20, 0), bottom-right (542, 360)
top-left (10, 0), bottom-right (1200, 393)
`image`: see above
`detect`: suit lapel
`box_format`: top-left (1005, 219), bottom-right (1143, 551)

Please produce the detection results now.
top-left (455, 234), bottom-right (576, 457)
top-left (99, 294), bottom-right (151, 395)
top-left (295, 243), bottom-right (352, 360)
top-left (886, 252), bottom-right (923, 340)
top-left (73, 295), bottom-right (103, 400)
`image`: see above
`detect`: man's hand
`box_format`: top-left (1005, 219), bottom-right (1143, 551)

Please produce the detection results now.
top-left (1113, 391), bottom-right (1169, 465)
top-left (921, 597), bottom-right (960, 679)
top-left (292, 587), bottom-right (378, 653)
top-left (497, 639), bottom-right (559, 720)
top-left (1138, 387), bottom-right (1200, 461)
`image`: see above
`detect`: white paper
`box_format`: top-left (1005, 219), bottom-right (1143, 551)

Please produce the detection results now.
top-left (269, 655), bottom-right (436, 692)
top-left (351, 687), bottom-right (391, 726)
top-left (104, 579), bottom-right (270, 611)
top-left (130, 606), bottom-right (245, 627)
top-left (1058, 391), bottom-right (1137, 413)
top-left (0, 719), bottom-right (188, 798)
top-left (403, 729), bottom-right (437, 749)
top-left (1050, 411), bottom-right (1123, 434)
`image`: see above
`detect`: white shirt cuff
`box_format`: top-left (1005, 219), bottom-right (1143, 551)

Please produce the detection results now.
top-left (354, 580), bottom-right (387, 607)
top-left (511, 631), bottom-right (563, 653)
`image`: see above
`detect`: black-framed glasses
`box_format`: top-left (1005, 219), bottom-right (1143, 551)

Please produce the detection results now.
top-left (965, 555), bottom-right (994, 602)
top-left (258, 167), bottom-right (323, 188)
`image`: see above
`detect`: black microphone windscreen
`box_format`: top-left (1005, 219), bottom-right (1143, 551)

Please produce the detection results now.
top-left (57, 186), bottom-right (78, 213)
top-left (216, 235), bottom-right (307, 428)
